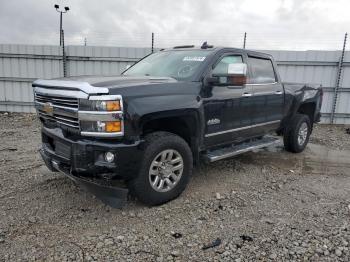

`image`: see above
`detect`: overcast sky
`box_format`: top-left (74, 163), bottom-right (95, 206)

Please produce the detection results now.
top-left (0, 0), bottom-right (348, 50)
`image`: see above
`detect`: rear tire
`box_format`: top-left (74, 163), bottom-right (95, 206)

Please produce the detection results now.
top-left (128, 131), bottom-right (193, 206)
top-left (283, 114), bottom-right (311, 153)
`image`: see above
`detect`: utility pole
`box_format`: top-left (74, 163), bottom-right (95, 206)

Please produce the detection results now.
top-left (54, 4), bottom-right (70, 46)
top-left (62, 30), bottom-right (67, 77)
top-left (330, 32), bottom-right (347, 124)
top-left (59, 12), bottom-right (62, 46)
top-left (151, 32), bottom-right (154, 53)
top-left (243, 32), bottom-right (247, 49)
top-left (54, 4), bottom-right (69, 77)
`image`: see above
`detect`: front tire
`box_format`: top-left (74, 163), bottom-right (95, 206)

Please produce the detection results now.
top-left (283, 114), bottom-right (311, 153)
top-left (128, 131), bottom-right (193, 206)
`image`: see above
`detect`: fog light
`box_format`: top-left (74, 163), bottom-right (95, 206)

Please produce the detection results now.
top-left (105, 152), bottom-right (115, 163)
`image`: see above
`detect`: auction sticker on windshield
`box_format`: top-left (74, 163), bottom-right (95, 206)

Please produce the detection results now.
top-left (183, 56), bottom-right (206, 62)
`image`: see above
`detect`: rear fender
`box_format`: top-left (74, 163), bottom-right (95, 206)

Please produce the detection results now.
top-left (282, 86), bottom-right (321, 129)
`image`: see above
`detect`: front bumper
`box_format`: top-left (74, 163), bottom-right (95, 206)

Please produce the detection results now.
top-left (39, 126), bottom-right (144, 207)
top-left (40, 148), bottom-right (128, 208)
top-left (41, 126), bottom-right (143, 178)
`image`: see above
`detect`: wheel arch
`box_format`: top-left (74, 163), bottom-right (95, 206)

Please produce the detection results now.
top-left (281, 100), bottom-right (317, 134)
top-left (139, 110), bottom-right (202, 163)
top-left (297, 102), bottom-right (316, 124)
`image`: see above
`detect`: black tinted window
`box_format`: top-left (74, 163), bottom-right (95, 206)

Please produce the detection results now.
top-left (212, 55), bottom-right (243, 85)
top-left (248, 57), bottom-right (276, 84)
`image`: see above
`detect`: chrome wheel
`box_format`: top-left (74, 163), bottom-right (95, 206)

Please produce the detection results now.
top-left (149, 149), bottom-right (184, 193)
top-left (297, 122), bottom-right (308, 146)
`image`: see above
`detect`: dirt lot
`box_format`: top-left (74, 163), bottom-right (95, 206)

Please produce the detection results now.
top-left (0, 113), bottom-right (350, 261)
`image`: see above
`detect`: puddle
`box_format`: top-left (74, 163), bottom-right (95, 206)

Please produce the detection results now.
top-left (302, 143), bottom-right (350, 175)
top-left (239, 143), bottom-right (350, 176)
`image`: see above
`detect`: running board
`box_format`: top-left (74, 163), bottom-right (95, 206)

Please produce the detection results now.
top-left (203, 136), bottom-right (280, 162)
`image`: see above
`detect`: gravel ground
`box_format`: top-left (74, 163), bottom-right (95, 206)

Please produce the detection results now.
top-left (0, 113), bottom-right (350, 261)
top-left (309, 124), bottom-right (350, 151)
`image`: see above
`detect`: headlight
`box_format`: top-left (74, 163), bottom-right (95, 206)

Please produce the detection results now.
top-left (79, 95), bottom-right (122, 112)
top-left (78, 95), bottom-right (124, 137)
top-left (96, 100), bottom-right (121, 111)
top-left (80, 120), bottom-right (122, 133)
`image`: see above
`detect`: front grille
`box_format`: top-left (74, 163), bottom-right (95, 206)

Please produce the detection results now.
top-left (35, 93), bottom-right (79, 109)
top-left (34, 93), bottom-right (80, 130)
top-left (38, 110), bottom-right (80, 129)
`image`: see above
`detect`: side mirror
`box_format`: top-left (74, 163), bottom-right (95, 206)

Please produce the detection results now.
top-left (212, 63), bottom-right (247, 86)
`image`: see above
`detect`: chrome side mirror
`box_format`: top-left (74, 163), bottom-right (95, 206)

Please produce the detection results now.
top-left (212, 63), bottom-right (247, 86)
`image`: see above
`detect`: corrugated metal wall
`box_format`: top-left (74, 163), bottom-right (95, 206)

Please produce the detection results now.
top-left (65, 46), bottom-right (152, 76)
top-left (0, 44), bottom-right (152, 113)
top-left (263, 50), bottom-right (350, 124)
top-left (0, 44), bottom-right (62, 112)
top-left (0, 44), bottom-right (349, 124)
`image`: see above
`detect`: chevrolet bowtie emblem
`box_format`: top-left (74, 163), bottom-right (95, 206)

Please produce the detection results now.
top-left (43, 102), bottom-right (54, 116)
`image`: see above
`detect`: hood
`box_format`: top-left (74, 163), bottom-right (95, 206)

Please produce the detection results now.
top-left (60, 75), bottom-right (178, 88)
top-left (33, 75), bottom-right (199, 98)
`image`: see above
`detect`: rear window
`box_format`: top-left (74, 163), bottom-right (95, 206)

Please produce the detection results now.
top-left (247, 56), bottom-right (276, 84)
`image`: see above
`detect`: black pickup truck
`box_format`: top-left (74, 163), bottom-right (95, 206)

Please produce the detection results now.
top-left (33, 43), bottom-right (322, 207)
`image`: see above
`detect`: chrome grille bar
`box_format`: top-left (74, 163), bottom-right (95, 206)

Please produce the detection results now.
top-left (38, 111), bottom-right (79, 129)
top-left (35, 93), bottom-right (78, 109)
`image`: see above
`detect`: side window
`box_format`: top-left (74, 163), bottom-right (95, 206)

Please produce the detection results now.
top-left (212, 55), bottom-right (243, 75)
top-left (212, 55), bottom-right (243, 84)
top-left (247, 56), bottom-right (276, 84)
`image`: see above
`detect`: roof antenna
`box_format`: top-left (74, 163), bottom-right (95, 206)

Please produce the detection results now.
top-left (201, 41), bottom-right (213, 49)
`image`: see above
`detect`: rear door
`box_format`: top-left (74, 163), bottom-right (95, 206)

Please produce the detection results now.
top-left (203, 53), bottom-right (254, 147)
top-left (246, 55), bottom-right (284, 136)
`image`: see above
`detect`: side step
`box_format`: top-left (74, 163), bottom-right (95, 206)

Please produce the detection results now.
top-left (203, 136), bottom-right (281, 162)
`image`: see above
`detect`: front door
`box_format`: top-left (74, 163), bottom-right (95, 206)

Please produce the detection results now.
top-left (203, 54), bottom-right (254, 148)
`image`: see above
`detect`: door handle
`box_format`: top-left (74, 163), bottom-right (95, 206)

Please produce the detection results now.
top-left (275, 90), bottom-right (283, 95)
top-left (242, 92), bottom-right (252, 97)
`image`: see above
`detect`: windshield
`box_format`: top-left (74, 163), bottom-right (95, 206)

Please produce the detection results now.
top-left (123, 50), bottom-right (211, 80)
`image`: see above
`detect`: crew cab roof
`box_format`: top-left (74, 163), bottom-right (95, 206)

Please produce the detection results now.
top-left (161, 45), bottom-right (273, 60)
